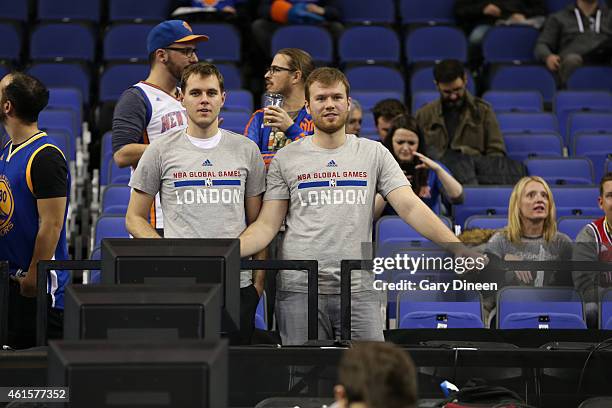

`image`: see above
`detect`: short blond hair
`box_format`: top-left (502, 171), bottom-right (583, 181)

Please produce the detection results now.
top-left (305, 67), bottom-right (350, 102)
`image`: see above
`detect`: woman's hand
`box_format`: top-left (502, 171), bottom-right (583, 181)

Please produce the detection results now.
top-left (414, 152), bottom-right (441, 172)
top-left (505, 253), bottom-right (533, 284)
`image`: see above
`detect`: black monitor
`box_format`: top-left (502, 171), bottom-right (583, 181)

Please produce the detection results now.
top-left (48, 339), bottom-right (227, 408)
top-left (63, 284), bottom-right (220, 342)
top-left (101, 238), bottom-right (240, 332)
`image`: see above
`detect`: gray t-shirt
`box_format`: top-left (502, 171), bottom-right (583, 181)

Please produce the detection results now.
top-left (265, 134), bottom-right (409, 294)
top-left (129, 128), bottom-right (266, 288)
top-left (486, 230), bottom-right (573, 286)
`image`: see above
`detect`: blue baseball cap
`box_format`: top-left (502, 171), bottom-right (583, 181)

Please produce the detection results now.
top-left (146, 20), bottom-right (209, 54)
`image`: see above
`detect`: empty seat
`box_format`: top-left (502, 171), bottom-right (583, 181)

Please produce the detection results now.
top-left (573, 133), bottom-right (612, 182)
top-left (99, 64), bottom-right (149, 103)
top-left (497, 287), bottom-right (586, 329)
top-left (339, 26), bottom-right (400, 65)
top-left (100, 132), bottom-right (113, 186)
top-left (557, 216), bottom-right (596, 240)
top-left (567, 112), bottom-right (612, 149)
top-left (482, 91), bottom-right (542, 113)
top-left (490, 66), bottom-right (556, 104)
top-left (464, 215), bottom-right (507, 231)
top-left (37, 0), bottom-right (100, 22)
top-left (103, 24), bottom-right (153, 62)
top-left (269, 26), bottom-right (330, 63)
top-left (94, 215), bottom-right (129, 248)
top-left (192, 23), bottom-right (241, 63)
top-left (497, 112), bottom-right (558, 134)
top-left (405, 26), bottom-right (467, 65)
top-left (525, 157), bottom-right (594, 185)
top-left (88, 246), bottom-right (101, 284)
top-left (398, 290), bottom-right (484, 329)
top-left (217, 63), bottom-right (241, 89)
top-left (0, 0), bottom-right (28, 21)
top-left (351, 91), bottom-right (404, 111)
top-left (46, 130), bottom-right (72, 162)
top-left (39, 109), bottom-right (77, 148)
top-left (482, 26), bottom-right (539, 64)
top-left (219, 111), bottom-right (251, 134)
top-left (30, 23), bottom-right (95, 62)
top-left (340, 0), bottom-right (395, 24)
top-left (504, 133), bottom-right (563, 162)
top-left (376, 215), bottom-right (451, 247)
top-left (28, 63), bottom-right (91, 105)
top-left (400, 0), bottom-right (455, 25)
top-left (102, 184), bottom-right (131, 215)
top-left (108, 0), bottom-right (171, 22)
top-left (453, 186), bottom-right (513, 227)
top-left (567, 66), bottom-right (612, 92)
top-left (552, 186), bottom-right (600, 217)
top-left (345, 66), bottom-right (404, 92)
top-left (411, 91), bottom-right (438, 113)
top-left (410, 66), bottom-right (476, 94)
top-left (108, 159), bottom-right (131, 185)
top-left (554, 91), bottom-right (612, 144)
top-left (48, 87), bottom-right (83, 133)
top-left (0, 23), bottom-right (20, 62)
top-left (223, 89), bottom-right (253, 113)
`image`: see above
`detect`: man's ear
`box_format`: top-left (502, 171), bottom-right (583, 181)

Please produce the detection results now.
top-left (598, 196), bottom-right (604, 211)
top-left (305, 100), bottom-right (311, 114)
top-left (293, 70), bottom-right (302, 85)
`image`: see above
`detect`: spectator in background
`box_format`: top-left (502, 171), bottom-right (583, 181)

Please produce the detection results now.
top-left (535, 0), bottom-right (612, 86)
top-left (332, 342), bottom-right (418, 408)
top-left (416, 59), bottom-right (510, 185)
top-left (371, 99), bottom-right (407, 142)
top-left (346, 98), bottom-right (362, 136)
top-left (572, 173), bottom-right (612, 328)
top-left (377, 114), bottom-right (463, 217)
top-left (244, 48), bottom-right (315, 167)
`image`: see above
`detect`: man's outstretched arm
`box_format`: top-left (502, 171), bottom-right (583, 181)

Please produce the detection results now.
top-left (240, 199), bottom-right (288, 257)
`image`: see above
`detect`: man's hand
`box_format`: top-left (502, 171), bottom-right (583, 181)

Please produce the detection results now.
top-left (263, 106), bottom-right (294, 132)
top-left (509, 13), bottom-right (526, 22)
top-left (11, 274), bottom-right (37, 298)
top-left (483, 3), bottom-right (502, 17)
top-left (222, 5), bottom-right (236, 14)
top-left (546, 54), bottom-right (561, 71)
top-left (306, 3), bottom-right (325, 15)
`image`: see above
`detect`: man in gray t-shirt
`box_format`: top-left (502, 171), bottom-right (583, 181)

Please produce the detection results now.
top-left (126, 63), bottom-right (266, 343)
top-left (240, 68), bottom-right (463, 345)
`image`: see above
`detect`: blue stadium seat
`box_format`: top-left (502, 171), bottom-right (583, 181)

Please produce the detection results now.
top-left (48, 87), bottom-right (83, 134)
top-left (37, 0), bottom-right (100, 22)
top-left (255, 292), bottom-right (267, 330)
top-left (554, 91), bottom-right (612, 144)
top-left (411, 91), bottom-right (438, 113)
top-left (453, 186), bottom-right (513, 227)
top-left (219, 111), bottom-right (251, 134)
top-left (557, 216), bottom-right (596, 240)
top-left (269, 25), bottom-right (331, 64)
top-left (482, 91), bottom-right (542, 113)
top-left (398, 290), bottom-right (484, 329)
top-left (340, 0), bottom-right (395, 24)
top-left (30, 23), bottom-right (95, 62)
top-left (552, 186), bottom-right (600, 217)
top-left (573, 133), bottom-right (612, 182)
top-left (497, 287), bottom-right (586, 329)
top-left (463, 215), bottom-right (507, 231)
top-left (405, 26), bottom-right (467, 65)
top-left (410, 66), bottom-right (476, 94)
top-left (223, 89), bottom-right (253, 113)
top-left (103, 24), bottom-right (153, 62)
top-left (39, 110), bottom-right (78, 157)
top-left (490, 66), bottom-right (556, 104)
top-left (108, 159), bottom-right (131, 185)
top-left (351, 91), bottom-right (404, 111)
top-left (88, 246), bottom-right (101, 284)
top-left (504, 133), bottom-right (563, 162)
top-left (108, 0), bottom-right (171, 22)
top-left (607, 158), bottom-right (612, 174)
top-left (567, 112), bottom-right (612, 149)
top-left (339, 26), bottom-right (400, 65)
top-left (0, 0), bottom-right (28, 21)
top-left (192, 23), bottom-right (241, 63)
top-left (497, 113), bottom-right (558, 134)
top-left (482, 26), bottom-right (539, 64)
top-left (360, 113), bottom-right (377, 136)
top-left (217, 63), bottom-right (241, 89)
top-left (0, 23), bottom-right (20, 62)
top-left (28, 63), bottom-right (91, 105)
top-left (99, 64), bottom-right (149, 103)
top-left (376, 215), bottom-right (452, 247)
top-left (94, 215), bottom-right (129, 248)
top-left (601, 289), bottom-right (612, 330)
top-left (400, 0), bottom-right (455, 25)
top-left (100, 132), bottom-right (113, 186)
top-left (345, 66), bottom-right (405, 92)
top-left (46, 130), bottom-right (72, 162)
top-left (567, 66), bottom-right (612, 92)
top-left (102, 184), bottom-right (131, 215)
top-left (546, 0), bottom-right (573, 12)
top-left (525, 157), bottom-right (594, 185)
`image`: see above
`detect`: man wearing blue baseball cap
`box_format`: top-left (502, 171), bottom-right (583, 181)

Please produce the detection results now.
top-left (112, 20), bottom-right (208, 234)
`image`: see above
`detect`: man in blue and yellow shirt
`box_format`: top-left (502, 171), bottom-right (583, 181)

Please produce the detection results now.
top-left (0, 72), bottom-right (70, 348)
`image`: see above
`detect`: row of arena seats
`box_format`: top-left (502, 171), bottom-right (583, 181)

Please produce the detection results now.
top-left (0, 0), bottom-right (580, 25)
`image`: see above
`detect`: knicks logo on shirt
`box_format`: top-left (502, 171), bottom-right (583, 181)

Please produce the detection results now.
top-left (200, 0), bottom-right (219, 6)
top-left (160, 110), bottom-right (186, 133)
top-left (0, 175), bottom-right (15, 236)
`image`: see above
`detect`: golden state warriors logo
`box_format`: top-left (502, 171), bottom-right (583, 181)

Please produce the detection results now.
top-left (0, 175), bottom-right (14, 236)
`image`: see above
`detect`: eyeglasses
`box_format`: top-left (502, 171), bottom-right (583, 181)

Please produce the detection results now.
top-left (266, 65), bottom-right (295, 74)
top-left (164, 47), bottom-right (198, 58)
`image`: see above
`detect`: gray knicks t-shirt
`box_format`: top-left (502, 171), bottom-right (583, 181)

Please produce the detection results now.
top-left (265, 134), bottom-right (409, 294)
top-left (129, 128), bottom-right (266, 288)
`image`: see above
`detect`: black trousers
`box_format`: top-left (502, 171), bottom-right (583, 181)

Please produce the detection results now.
top-left (7, 280), bottom-right (63, 349)
top-left (229, 284), bottom-right (260, 345)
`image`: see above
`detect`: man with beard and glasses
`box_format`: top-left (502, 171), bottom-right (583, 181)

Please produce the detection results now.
top-left (112, 20), bottom-right (208, 234)
top-left (239, 68), bottom-right (465, 345)
top-left (244, 48), bottom-right (315, 167)
top-left (535, 0), bottom-right (612, 86)
top-left (415, 59), bottom-right (506, 185)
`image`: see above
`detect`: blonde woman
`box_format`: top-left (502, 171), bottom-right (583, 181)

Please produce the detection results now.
top-left (486, 176), bottom-right (572, 286)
